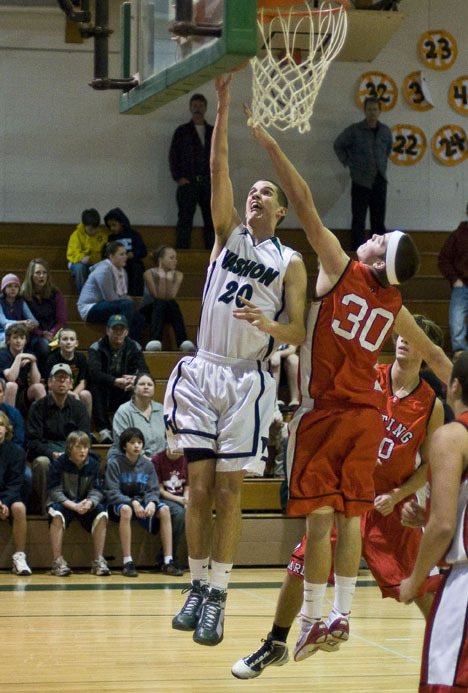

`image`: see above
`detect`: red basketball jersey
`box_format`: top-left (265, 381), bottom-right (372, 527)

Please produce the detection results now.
top-left (375, 364), bottom-right (437, 495)
top-left (300, 260), bottom-right (402, 408)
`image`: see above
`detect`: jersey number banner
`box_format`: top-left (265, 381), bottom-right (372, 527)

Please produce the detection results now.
top-left (390, 124), bottom-right (427, 166)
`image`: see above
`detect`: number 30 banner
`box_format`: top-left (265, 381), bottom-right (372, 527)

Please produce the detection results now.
top-left (431, 124), bottom-right (467, 166)
top-left (390, 124), bottom-right (427, 166)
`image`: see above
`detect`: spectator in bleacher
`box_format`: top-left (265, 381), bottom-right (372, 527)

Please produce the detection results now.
top-left (141, 246), bottom-right (195, 352)
top-left (47, 430), bottom-right (111, 577)
top-left (111, 372), bottom-right (165, 458)
top-left (88, 314), bottom-right (149, 444)
top-left (438, 201), bottom-right (468, 358)
top-left (66, 208), bottom-right (108, 292)
top-left (105, 426), bottom-right (183, 577)
top-left (268, 343), bottom-right (300, 408)
top-left (0, 378), bottom-right (25, 448)
top-left (0, 324), bottom-right (46, 413)
top-left (0, 410), bottom-right (32, 576)
top-left (104, 208), bottom-right (147, 296)
top-left (0, 273), bottom-right (38, 347)
top-left (152, 446), bottom-right (189, 571)
top-left (0, 377), bottom-right (31, 504)
top-left (27, 363), bottom-right (91, 515)
top-left (77, 240), bottom-right (142, 340)
top-left (45, 328), bottom-right (92, 419)
top-left (21, 258), bottom-right (67, 376)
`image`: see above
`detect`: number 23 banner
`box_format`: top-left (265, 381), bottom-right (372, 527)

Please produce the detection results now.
top-left (390, 124), bottom-right (427, 166)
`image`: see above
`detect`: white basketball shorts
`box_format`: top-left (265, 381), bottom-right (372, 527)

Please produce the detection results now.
top-left (164, 349), bottom-right (276, 474)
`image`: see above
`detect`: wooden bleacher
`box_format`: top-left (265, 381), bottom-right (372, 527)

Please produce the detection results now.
top-left (0, 223), bottom-right (451, 567)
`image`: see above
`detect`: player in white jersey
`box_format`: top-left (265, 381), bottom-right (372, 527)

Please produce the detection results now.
top-left (400, 352), bottom-right (468, 692)
top-left (166, 74), bottom-right (307, 647)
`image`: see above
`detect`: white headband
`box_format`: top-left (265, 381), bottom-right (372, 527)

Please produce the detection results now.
top-left (385, 230), bottom-right (405, 285)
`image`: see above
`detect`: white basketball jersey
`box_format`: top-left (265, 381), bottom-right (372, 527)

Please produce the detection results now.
top-left (197, 225), bottom-right (299, 361)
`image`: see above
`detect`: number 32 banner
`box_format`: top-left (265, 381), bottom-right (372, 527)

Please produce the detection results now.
top-left (356, 71), bottom-right (398, 112)
top-left (390, 124), bottom-right (427, 166)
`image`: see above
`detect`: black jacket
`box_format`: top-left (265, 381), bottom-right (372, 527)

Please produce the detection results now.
top-left (27, 395), bottom-right (90, 462)
top-left (88, 335), bottom-right (149, 390)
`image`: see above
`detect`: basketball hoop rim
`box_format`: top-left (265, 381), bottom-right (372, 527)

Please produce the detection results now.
top-left (257, 0), bottom-right (349, 22)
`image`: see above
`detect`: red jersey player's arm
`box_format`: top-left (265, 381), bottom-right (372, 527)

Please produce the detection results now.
top-left (390, 398), bottom-right (445, 506)
top-left (400, 421), bottom-right (466, 603)
top-left (394, 306), bottom-right (452, 386)
top-left (243, 110), bottom-right (348, 290)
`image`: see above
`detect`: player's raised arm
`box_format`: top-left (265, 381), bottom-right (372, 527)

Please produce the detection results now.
top-left (244, 106), bottom-right (348, 281)
top-left (394, 306), bottom-right (452, 385)
top-left (210, 75), bottom-right (241, 258)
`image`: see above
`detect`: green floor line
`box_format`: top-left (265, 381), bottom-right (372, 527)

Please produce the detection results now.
top-left (0, 578), bottom-right (377, 593)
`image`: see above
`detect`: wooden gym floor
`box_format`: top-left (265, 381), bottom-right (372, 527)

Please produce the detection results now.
top-left (0, 568), bottom-right (424, 692)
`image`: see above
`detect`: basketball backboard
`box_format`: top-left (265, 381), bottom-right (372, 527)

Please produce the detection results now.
top-left (119, 2), bottom-right (405, 116)
top-left (120, 0), bottom-right (257, 114)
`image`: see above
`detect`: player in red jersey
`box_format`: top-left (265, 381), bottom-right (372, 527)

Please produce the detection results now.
top-left (361, 315), bottom-right (445, 617)
top-left (401, 352), bottom-right (468, 692)
top-left (231, 315), bottom-right (445, 679)
top-left (243, 111), bottom-right (453, 662)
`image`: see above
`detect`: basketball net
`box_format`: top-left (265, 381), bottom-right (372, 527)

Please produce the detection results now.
top-left (251, 2), bottom-right (348, 133)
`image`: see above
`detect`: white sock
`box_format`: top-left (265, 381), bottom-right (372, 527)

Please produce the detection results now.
top-left (189, 557), bottom-right (209, 585)
top-left (330, 574), bottom-right (356, 620)
top-left (123, 556), bottom-right (132, 565)
top-left (302, 581), bottom-right (327, 622)
top-left (210, 559), bottom-right (232, 592)
top-left (164, 555), bottom-right (173, 565)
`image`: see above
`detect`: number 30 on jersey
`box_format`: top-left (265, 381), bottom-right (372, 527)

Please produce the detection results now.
top-left (331, 294), bottom-right (394, 352)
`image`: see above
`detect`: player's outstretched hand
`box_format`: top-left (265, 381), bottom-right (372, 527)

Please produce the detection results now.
top-left (243, 103), bottom-right (275, 149)
top-left (233, 296), bottom-right (272, 334)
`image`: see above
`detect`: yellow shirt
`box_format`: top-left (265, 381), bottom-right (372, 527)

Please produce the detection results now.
top-left (66, 223), bottom-right (109, 265)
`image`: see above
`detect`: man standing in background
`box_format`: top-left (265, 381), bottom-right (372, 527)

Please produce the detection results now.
top-left (169, 93), bottom-right (215, 250)
top-left (334, 97), bottom-right (392, 250)
top-left (438, 202), bottom-right (468, 358)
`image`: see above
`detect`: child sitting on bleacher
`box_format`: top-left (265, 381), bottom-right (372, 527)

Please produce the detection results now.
top-left (66, 208), bottom-right (108, 292)
top-left (104, 208), bottom-right (147, 297)
top-left (105, 426), bottom-right (183, 577)
top-left (21, 258), bottom-right (67, 377)
top-left (0, 273), bottom-right (38, 347)
top-left (47, 430), bottom-right (111, 577)
top-left (46, 328), bottom-right (92, 419)
top-left (0, 324), bottom-right (46, 412)
top-left (141, 246), bottom-right (195, 352)
top-left (0, 410), bottom-right (32, 576)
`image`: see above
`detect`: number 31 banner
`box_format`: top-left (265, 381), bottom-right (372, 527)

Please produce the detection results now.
top-left (390, 124), bottom-right (427, 166)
